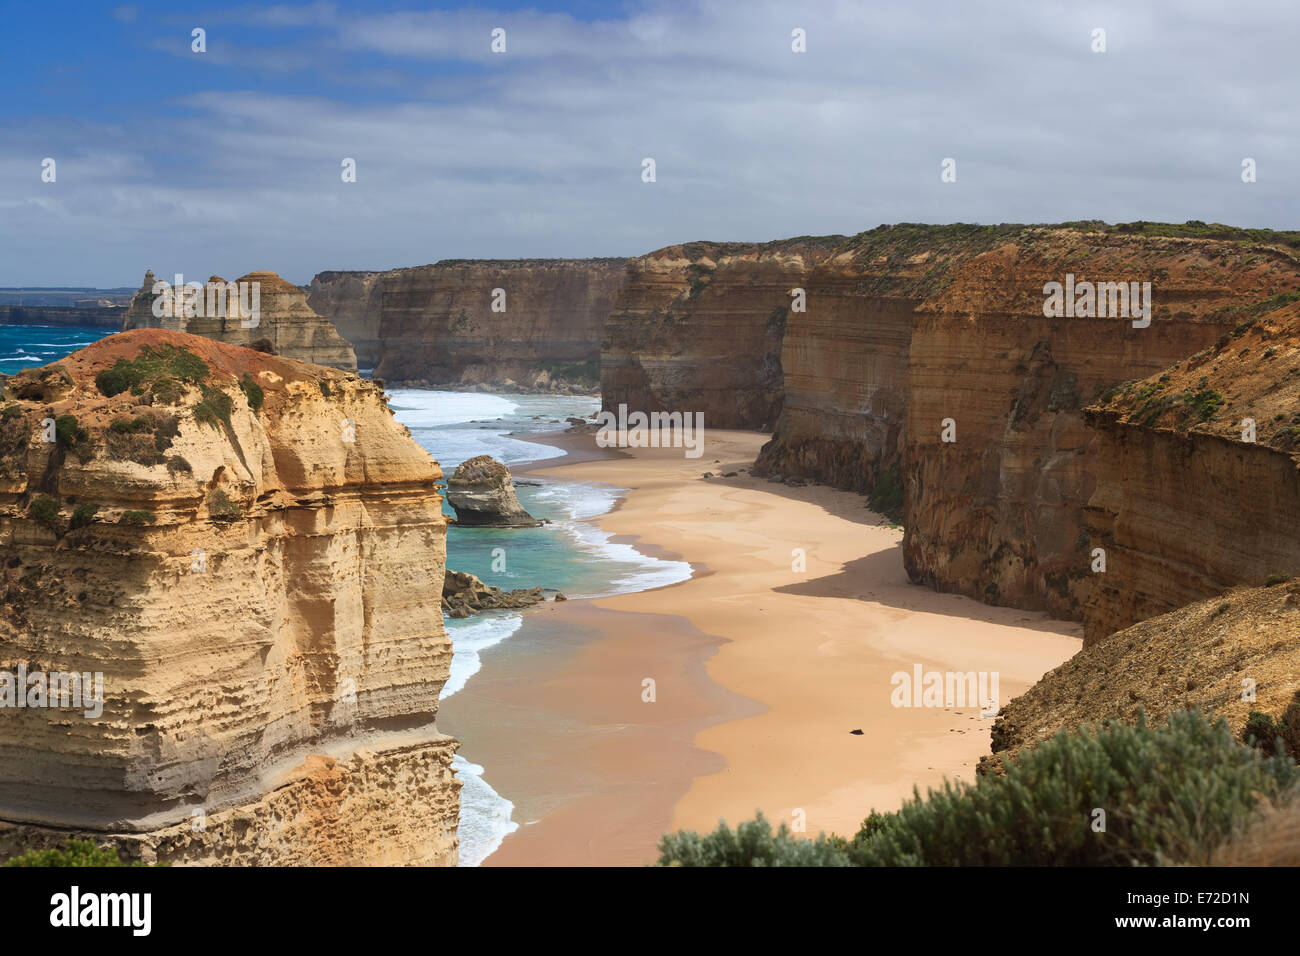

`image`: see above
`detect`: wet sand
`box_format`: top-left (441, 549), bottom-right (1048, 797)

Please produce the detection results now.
top-left (445, 427), bottom-right (1081, 865)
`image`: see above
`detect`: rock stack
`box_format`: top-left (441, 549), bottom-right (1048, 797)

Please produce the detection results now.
top-left (445, 455), bottom-right (542, 527)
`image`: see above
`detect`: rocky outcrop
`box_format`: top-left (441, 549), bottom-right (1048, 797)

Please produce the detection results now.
top-left (122, 270), bottom-right (358, 372)
top-left (603, 240), bottom-right (841, 429)
top-left (445, 455), bottom-right (540, 527)
top-left (0, 329), bottom-right (457, 865)
top-left (1082, 294), bottom-right (1300, 644)
top-left (309, 259), bottom-right (628, 390)
top-left (988, 581), bottom-right (1300, 760)
top-left (442, 569), bottom-right (548, 619)
top-left (306, 270), bottom-right (386, 370)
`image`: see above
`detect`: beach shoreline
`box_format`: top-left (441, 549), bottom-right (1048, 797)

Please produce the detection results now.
top-left (449, 427), bottom-right (1081, 865)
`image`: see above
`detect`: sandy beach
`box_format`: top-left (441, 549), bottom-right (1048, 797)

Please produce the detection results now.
top-left (445, 428), bottom-right (1081, 866)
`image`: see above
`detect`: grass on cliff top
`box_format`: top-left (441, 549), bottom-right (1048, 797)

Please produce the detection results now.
top-left (95, 344), bottom-right (208, 398)
top-left (655, 709), bottom-right (1298, 866)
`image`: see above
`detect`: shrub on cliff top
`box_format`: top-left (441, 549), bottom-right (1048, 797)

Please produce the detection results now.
top-left (95, 344), bottom-right (207, 397)
top-left (656, 710), bottom-right (1297, 866)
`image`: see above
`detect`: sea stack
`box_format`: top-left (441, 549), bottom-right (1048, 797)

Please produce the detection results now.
top-left (122, 269), bottom-right (358, 372)
top-left (445, 455), bottom-right (541, 527)
top-left (0, 330), bottom-right (458, 865)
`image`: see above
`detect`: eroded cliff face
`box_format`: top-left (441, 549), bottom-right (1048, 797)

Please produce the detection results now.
top-left (306, 270), bottom-right (386, 370)
top-left (123, 270), bottom-right (358, 372)
top-left (311, 259), bottom-right (628, 391)
top-left (603, 241), bottom-right (839, 429)
top-left (901, 231), bottom-right (1300, 618)
top-left (0, 330), bottom-right (457, 865)
top-left (1082, 296), bottom-right (1300, 644)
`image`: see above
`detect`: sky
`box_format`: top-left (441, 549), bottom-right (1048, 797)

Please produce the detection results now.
top-left (1, 0), bottom-right (1297, 286)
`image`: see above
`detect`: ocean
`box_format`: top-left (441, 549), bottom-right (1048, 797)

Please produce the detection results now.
top-left (1, 326), bottom-right (689, 867)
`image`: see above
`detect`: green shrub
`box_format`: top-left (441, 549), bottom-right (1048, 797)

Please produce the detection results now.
top-left (68, 503), bottom-right (99, 531)
top-left (319, 379), bottom-right (332, 397)
top-left (108, 416), bottom-right (151, 434)
top-left (207, 489), bottom-right (241, 521)
top-left (656, 812), bottom-right (852, 867)
top-left (867, 465), bottom-right (904, 523)
top-left (54, 414), bottom-right (86, 448)
top-left (1241, 690), bottom-right (1300, 761)
top-left (4, 839), bottom-right (142, 867)
top-left (239, 374), bottom-right (264, 413)
top-left (1265, 572), bottom-right (1291, 586)
top-left (193, 385), bottom-right (234, 429)
top-left (657, 710), bottom-right (1298, 867)
top-left (165, 455), bottom-right (192, 475)
top-left (27, 494), bottom-right (62, 534)
top-left (0, 404), bottom-right (21, 420)
top-left (119, 510), bottom-right (155, 526)
top-left (94, 345), bottom-right (208, 398)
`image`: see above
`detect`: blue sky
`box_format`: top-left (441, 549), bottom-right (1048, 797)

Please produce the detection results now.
top-left (2, 0), bottom-right (1298, 285)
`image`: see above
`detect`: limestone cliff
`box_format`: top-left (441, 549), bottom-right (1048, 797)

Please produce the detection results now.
top-left (1082, 294), bottom-right (1300, 644)
top-left (309, 259), bottom-right (628, 390)
top-left (602, 240), bottom-right (840, 429)
top-left (123, 270), bottom-right (358, 372)
top-left (0, 329), bottom-right (457, 865)
top-left (306, 270), bottom-right (386, 370)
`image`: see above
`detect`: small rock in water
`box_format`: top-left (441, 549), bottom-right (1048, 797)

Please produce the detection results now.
top-left (554, 592), bottom-right (567, 602)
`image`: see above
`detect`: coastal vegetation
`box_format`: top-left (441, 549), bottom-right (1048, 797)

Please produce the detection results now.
top-left (656, 710), bottom-right (1297, 866)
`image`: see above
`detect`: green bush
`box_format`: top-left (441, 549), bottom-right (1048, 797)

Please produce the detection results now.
top-left (165, 455), bottom-right (192, 475)
top-left (193, 385), bottom-right (234, 429)
top-left (867, 465), bottom-right (904, 523)
top-left (656, 812), bottom-right (852, 867)
top-left (657, 710), bottom-right (1298, 867)
top-left (108, 416), bottom-right (151, 434)
top-left (119, 510), bottom-right (155, 526)
top-left (27, 494), bottom-right (62, 534)
top-left (94, 345), bottom-right (208, 398)
top-left (54, 414), bottom-right (85, 448)
top-left (1241, 690), bottom-right (1300, 761)
top-left (207, 489), bottom-right (241, 521)
top-left (68, 503), bottom-right (99, 531)
top-left (5, 839), bottom-right (143, 867)
top-left (239, 374), bottom-right (264, 413)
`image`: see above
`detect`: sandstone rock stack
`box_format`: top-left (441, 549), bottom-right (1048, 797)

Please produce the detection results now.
top-left (0, 329), bottom-right (457, 865)
top-left (445, 455), bottom-right (541, 527)
top-left (123, 269), bottom-right (358, 372)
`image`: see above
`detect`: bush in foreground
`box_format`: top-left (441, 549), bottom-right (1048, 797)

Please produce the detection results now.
top-left (4, 840), bottom-right (140, 867)
top-left (656, 710), bottom-right (1297, 866)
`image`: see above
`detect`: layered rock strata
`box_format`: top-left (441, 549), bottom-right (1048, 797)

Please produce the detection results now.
top-left (602, 240), bottom-right (840, 429)
top-left (1082, 295), bottom-right (1300, 644)
top-left (122, 270), bottom-right (358, 372)
top-left (309, 259), bottom-right (628, 390)
top-left (0, 329), bottom-right (457, 865)
top-left (445, 455), bottom-right (540, 527)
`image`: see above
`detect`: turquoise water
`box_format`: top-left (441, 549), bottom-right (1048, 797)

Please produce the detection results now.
top-left (389, 386), bottom-right (692, 866)
top-left (0, 325), bottom-right (111, 376)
